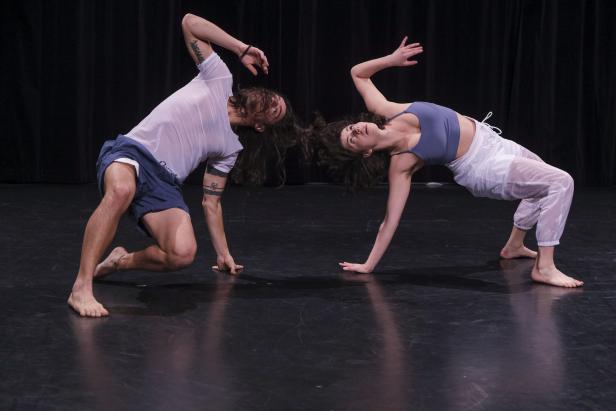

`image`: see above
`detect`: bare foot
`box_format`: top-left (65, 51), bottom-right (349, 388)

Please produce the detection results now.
top-left (68, 288), bottom-right (109, 317)
top-left (531, 265), bottom-right (584, 288)
top-left (94, 246), bottom-right (128, 279)
top-left (500, 244), bottom-right (537, 259)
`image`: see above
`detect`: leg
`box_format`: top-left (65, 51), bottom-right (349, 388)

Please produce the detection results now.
top-left (68, 162), bottom-right (137, 317)
top-left (500, 225), bottom-right (538, 259)
top-left (501, 147), bottom-right (543, 259)
top-left (99, 208), bottom-right (197, 273)
top-left (502, 157), bottom-right (582, 287)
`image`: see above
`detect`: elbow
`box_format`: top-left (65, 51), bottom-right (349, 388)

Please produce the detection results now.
top-left (182, 13), bottom-right (195, 30)
top-left (202, 198), bottom-right (220, 214)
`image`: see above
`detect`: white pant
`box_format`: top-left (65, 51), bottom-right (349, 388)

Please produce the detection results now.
top-left (447, 120), bottom-right (574, 246)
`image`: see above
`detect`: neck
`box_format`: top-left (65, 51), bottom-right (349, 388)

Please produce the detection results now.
top-left (227, 99), bottom-right (250, 127)
top-left (375, 126), bottom-right (409, 154)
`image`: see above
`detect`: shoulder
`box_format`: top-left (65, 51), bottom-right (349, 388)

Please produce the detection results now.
top-left (376, 102), bottom-right (412, 119)
top-left (196, 52), bottom-right (232, 81)
top-left (389, 152), bottom-right (423, 176)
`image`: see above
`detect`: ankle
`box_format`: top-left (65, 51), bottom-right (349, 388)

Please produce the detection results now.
top-left (535, 260), bottom-right (556, 272)
top-left (72, 279), bottom-right (92, 294)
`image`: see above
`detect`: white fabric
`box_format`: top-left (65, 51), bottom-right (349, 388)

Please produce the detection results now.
top-left (126, 52), bottom-right (243, 182)
top-left (113, 158), bottom-right (140, 176)
top-left (447, 119), bottom-right (574, 246)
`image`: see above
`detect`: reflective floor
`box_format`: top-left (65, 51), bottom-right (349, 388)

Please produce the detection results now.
top-left (1, 183), bottom-right (615, 410)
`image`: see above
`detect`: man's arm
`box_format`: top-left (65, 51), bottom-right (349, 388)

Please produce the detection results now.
top-left (202, 165), bottom-right (243, 274)
top-left (181, 13), bottom-right (269, 75)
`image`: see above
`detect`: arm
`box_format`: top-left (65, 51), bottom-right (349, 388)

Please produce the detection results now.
top-left (340, 156), bottom-right (418, 273)
top-left (202, 165), bottom-right (243, 274)
top-left (351, 36), bottom-right (423, 118)
top-left (181, 13), bottom-right (269, 75)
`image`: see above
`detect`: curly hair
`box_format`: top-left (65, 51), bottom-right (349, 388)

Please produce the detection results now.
top-left (226, 88), bottom-right (299, 186)
top-left (313, 112), bottom-right (391, 189)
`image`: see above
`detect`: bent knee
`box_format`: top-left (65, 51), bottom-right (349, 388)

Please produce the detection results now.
top-left (166, 243), bottom-right (197, 270)
top-left (103, 182), bottom-right (135, 207)
top-left (554, 171), bottom-right (574, 193)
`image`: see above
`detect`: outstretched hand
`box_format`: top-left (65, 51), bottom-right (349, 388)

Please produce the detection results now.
top-left (389, 36), bottom-right (423, 67)
top-left (339, 261), bottom-right (373, 274)
top-left (213, 255), bottom-right (244, 275)
top-left (240, 45), bottom-right (269, 76)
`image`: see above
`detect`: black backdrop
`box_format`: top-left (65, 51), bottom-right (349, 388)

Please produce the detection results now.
top-left (2, 0), bottom-right (615, 185)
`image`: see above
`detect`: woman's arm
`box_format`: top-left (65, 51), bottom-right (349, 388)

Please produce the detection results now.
top-left (351, 37), bottom-right (423, 118)
top-left (181, 13), bottom-right (269, 75)
top-left (340, 155), bottom-right (419, 273)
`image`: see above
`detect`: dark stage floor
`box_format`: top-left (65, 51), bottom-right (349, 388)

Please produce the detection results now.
top-left (1, 183), bottom-right (615, 410)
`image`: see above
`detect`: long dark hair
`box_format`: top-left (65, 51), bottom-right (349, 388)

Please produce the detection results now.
top-left (314, 112), bottom-right (391, 189)
top-left (229, 87), bottom-right (297, 186)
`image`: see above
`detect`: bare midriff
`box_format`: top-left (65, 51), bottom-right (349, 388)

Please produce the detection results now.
top-left (455, 114), bottom-right (476, 159)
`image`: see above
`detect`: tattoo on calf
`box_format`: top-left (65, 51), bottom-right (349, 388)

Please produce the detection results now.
top-left (190, 40), bottom-right (205, 63)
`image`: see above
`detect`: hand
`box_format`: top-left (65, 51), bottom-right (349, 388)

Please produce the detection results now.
top-left (389, 36), bottom-right (423, 67)
top-left (212, 254), bottom-right (244, 275)
top-left (240, 45), bottom-right (269, 75)
top-left (339, 261), bottom-right (373, 274)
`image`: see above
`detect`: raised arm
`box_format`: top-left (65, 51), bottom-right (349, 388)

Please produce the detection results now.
top-left (202, 165), bottom-right (243, 274)
top-left (351, 36), bottom-right (423, 118)
top-left (181, 13), bottom-right (269, 75)
top-left (340, 155), bottom-right (419, 273)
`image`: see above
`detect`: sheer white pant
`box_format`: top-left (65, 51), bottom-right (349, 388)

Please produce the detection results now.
top-left (447, 120), bottom-right (574, 246)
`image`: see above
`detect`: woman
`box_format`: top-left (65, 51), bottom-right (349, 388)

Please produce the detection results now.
top-left (334, 37), bottom-right (582, 288)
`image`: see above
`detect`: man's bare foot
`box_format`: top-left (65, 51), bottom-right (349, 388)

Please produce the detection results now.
top-left (500, 244), bottom-right (537, 259)
top-left (531, 265), bottom-right (584, 288)
top-left (67, 288), bottom-right (109, 317)
top-left (94, 246), bottom-right (128, 279)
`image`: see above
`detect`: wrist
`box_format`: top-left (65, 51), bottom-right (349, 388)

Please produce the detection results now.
top-left (235, 41), bottom-right (249, 57)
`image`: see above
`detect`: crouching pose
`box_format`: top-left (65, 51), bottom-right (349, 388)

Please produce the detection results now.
top-left (69, 13), bottom-right (291, 317)
top-left (332, 37), bottom-right (581, 288)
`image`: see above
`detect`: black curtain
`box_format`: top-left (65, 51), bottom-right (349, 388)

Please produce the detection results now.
top-left (2, 0), bottom-right (615, 185)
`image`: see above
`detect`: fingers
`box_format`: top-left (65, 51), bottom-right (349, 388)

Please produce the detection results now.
top-left (258, 50), bottom-right (269, 74)
top-left (246, 63), bottom-right (258, 76)
top-left (399, 36), bottom-right (408, 48)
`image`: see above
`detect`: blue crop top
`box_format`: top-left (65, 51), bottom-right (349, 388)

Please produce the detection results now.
top-left (390, 101), bottom-right (461, 165)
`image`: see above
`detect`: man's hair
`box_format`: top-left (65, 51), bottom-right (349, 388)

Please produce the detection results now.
top-left (314, 112), bottom-right (390, 189)
top-left (230, 87), bottom-right (297, 186)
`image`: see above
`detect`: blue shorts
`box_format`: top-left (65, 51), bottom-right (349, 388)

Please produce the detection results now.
top-left (96, 135), bottom-right (189, 233)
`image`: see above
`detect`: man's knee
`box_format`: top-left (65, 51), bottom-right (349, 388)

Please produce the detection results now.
top-left (102, 180), bottom-right (135, 209)
top-left (166, 242), bottom-right (197, 270)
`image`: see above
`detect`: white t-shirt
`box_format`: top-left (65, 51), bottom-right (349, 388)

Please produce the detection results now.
top-left (126, 52), bottom-right (243, 183)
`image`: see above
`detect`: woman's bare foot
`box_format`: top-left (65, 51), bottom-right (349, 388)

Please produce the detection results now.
top-left (68, 286), bottom-right (109, 317)
top-left (500, 244), bottom-right (537, 259)
top-left (531, 265), bottom-right (584, 288)
top-left (94, 247), bottom-right (128, 279)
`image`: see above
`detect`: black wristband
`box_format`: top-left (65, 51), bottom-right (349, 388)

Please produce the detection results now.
top-left (239, 45), bottom-right (252, 60)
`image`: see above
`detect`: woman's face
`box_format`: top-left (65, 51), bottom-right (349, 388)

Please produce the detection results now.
top-left (339, 122), bottom-right (379, 154)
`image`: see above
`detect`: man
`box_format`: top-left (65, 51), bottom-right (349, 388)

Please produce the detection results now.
top-left (68, 13), bottom-right (288, 317)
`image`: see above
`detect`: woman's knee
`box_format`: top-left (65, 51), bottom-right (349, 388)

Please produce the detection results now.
top-left (166, 241), bottom-right (197, 270)
top-left (555, 171), bottom-right (574, 194)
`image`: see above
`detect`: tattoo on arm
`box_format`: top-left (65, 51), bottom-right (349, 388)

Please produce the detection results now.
top-left (206, 165), bottom-right (228, 177)
top-left (203, 182), bottom-right (223, 196)
top-left (190, 40), bottom-right (205, 63)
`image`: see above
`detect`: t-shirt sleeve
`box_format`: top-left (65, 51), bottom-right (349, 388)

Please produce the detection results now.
top-left (196, 52), bottom-right (232, 82)
top-left (209, 151), bottom-right (240, 174)
top-left (208, 137), bottom-right (244, 174)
